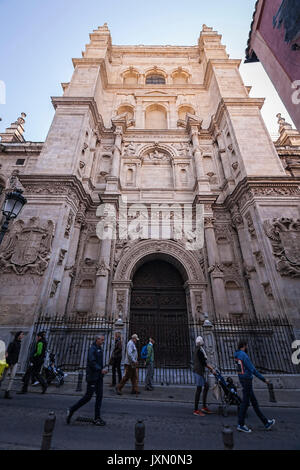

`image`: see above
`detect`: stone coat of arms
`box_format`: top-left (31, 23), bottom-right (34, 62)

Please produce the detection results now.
top-left (264, 217), bottom-right (300, 278)
top-left (0, 217), bottom-right (55, 275)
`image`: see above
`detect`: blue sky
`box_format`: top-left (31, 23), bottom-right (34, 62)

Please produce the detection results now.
top-left (0, 0), bottom-right (294, 141)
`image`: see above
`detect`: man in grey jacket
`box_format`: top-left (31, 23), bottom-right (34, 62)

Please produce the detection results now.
top-left (116, 333), bottom-right (140, 395)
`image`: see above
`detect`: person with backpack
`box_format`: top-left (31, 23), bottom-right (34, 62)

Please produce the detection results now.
top-left (0, 331), bottom-right (24, 399)
top-left (142, 337), bottom-right (155, 391)
top-left (18, 331), bottom-right (48, 394)
top-left (234, 340), bottom-right (275, 433)
top-left (116, 333), bottom-right (140, 395)
top-left (66, 334), bottom-right (108, 426)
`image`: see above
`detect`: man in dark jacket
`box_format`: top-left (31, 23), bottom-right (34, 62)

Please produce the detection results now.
top-left (0, 331), bottom-right (24, 399)
top-left (110, 331), bottom-right (122, 387)
top-left (19, 331), bottom-right (48, 394)
top-left (67, 335), bottom-right (108, 426)
top-left (234, 340), bottom-right (275, 433)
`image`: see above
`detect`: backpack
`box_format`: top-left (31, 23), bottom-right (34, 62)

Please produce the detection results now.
top-left (141, 345), bottom-right (148, 360)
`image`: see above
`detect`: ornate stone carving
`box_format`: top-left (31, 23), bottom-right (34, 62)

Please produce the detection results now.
top-left (208, 263), bottom-right (224, 278)
top-left (50, 280), bottom-right (60, 297)
top-left (245, 212), bottom-right (257, 239)
top-left (262, 282), bottom-right (274, 299)
top-left (64, 211), bottom-right (74, 238)
top-left (116, 291), bottom-right (126, 313)
top-left (204, 217), bottom-right (215, 229)
top-left (243, 263), bottom-right (257, 280)
top-left (0, 217), bottom-right (54, 276)
top-left (58, 249), bottom-right (67, 265)
top-left (230, 205), bottom-right (244, 229)
top-left (264, 217), bottom-right (300, 277)
top-left (253, 250), bottom-right (265, 267)
top-left (96, 258), bottom-right (110, 277)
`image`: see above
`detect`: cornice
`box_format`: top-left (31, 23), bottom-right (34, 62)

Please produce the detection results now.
top-left (203, 59), bottom-right (242, 90)
top-left (51, 96), bottom-right (112, 136)
top-left (18, 174), bottom-right (94, 208)
top-left (222, 176), bottom-right (300, 212)
top-left (208, 97), bottom-right (265, 130)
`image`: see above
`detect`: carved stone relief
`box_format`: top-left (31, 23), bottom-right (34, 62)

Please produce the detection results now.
top-left (0, 217), bottom-right (54, 276)
top-left (264, 217), bottom-right (300, 277)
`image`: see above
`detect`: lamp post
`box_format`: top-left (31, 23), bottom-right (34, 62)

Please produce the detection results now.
top-left (0, 188), bottom-right (27, 246)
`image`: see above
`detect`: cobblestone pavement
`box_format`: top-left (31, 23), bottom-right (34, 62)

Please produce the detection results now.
top-left (0, 391), bottom-right (299, 451)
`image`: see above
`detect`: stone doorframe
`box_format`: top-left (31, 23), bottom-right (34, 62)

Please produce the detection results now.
top-left (112, 239), bottom-right (207, 322)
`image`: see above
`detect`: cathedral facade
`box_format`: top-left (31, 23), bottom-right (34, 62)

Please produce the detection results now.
top-left (0, 24), bottom-right (300, 360)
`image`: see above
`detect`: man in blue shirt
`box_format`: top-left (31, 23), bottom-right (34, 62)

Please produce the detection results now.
top-left (234, 340), bottom-right (275, 433)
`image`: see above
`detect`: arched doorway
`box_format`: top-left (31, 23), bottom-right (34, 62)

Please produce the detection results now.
top-left (129, 259), bottom-right (190, 367)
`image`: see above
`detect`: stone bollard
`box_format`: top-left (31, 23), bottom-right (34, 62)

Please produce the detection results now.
top-left (222, 425), bottom-right (234, 450)
top-left (135, 420), bottom-right (145, 450)
top-left (76, 370), bottom-right (83, 392)
top-left (267, 382), bottom-right (277, 403)
top-left (41, 411), bottom-right (56, 450)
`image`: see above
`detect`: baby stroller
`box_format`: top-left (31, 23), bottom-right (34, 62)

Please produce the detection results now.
top-left (43, 353), bottom-right (66, 388)
top-left (213, 368), bottom-right (242, 417)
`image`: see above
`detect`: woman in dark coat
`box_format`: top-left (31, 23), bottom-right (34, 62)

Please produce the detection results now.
top-left (193, 336), bottom-right (215, 416)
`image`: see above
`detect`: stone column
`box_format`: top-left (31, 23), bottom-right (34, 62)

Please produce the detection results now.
top-left (92, 221), bottom-right (113, 315)
top-left (190, 127), bottom-right (210, 192)
top-left (110, 126), bottom-right (123, 179)
top-left (57, 204), bottom-right (86, 315)
top-left (204, 216), bottom-right (229, 316)
top-left (231, 205), bottom-right (266, 315)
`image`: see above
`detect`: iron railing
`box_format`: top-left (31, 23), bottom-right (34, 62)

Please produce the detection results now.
top-left (28, 313), bottom-right (300, 385)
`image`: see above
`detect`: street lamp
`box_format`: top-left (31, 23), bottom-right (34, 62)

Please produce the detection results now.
top-left (0, 188), bottom-right (27, 245)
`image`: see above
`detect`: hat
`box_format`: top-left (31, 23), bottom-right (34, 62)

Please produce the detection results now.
top-left (131, 333), bottom-right (139, 341)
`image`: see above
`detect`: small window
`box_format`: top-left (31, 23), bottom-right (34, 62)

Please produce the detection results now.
top-left (146, 74), bottom-right (165, 85)
top-left (16, 159), bottom-right (25, 166)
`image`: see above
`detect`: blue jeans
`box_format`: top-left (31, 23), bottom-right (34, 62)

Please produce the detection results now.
top-left (70, 378), bottom-right (103, 420)
top-left (238, 377), bottom-right (268, 426)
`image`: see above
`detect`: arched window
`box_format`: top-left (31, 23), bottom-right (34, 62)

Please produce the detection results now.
top-left (123, 70), bottom-right (139, 85)
top-left (146, 74), bottom-right (166, 85)
top-left (117, 105), bottom-right (134, 121)
top-left (178, 105), bottom-right (195, 121)
top-left (172, 70), bottom-right (189, 84)
top-left (145, 104), bottom-right (167, 129)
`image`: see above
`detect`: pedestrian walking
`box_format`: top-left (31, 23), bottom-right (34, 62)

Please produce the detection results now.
top-left (18, 331), bottom-right (47, 394)
top-left (66, 335), bottom-right (108, 426)
top-left (234, 340), bottom-right (275, 433)
top-left (144, 337), bottom-right (155, 391)
top-left (0, 331), bottom-right (24, 399)
top-left (109, 331), bottom-right (122, 387)
top-left (116, 333), bottom-right (140, 395)
top-left (193, 336), bottom-right (215, 416)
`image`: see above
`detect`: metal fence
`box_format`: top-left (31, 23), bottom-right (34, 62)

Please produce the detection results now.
top-left (213, 315), bottom-right (300, 375)
top-left (28, 313), bottom-right (300, 385)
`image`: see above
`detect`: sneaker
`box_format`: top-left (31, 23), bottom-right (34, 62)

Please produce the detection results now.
top-left (265, 419), bottom-right (275, 430)
top-left (237, 425), bottom-right (252, 433)
top-left (193, 410), bottom-right (205, 416)
top-left (93, 418), bottom-right (106, 426)
top-left (201, 407), bottom-right (214, 414)
top-left (32, 381), bottom-right (39, 386)
top-left (66, 408), bottom-right (73, 425)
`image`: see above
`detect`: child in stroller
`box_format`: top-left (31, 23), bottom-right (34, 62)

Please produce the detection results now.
top-left (44, 353), bottom-right (65, 387)
top-left (213, 368), bottom-right (242, 417)
top-left (33, 353), bottom-right (66, 388)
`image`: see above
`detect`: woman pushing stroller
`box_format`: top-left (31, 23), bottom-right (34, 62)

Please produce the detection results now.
top-left (193, 336), bottom-right (216, 416)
